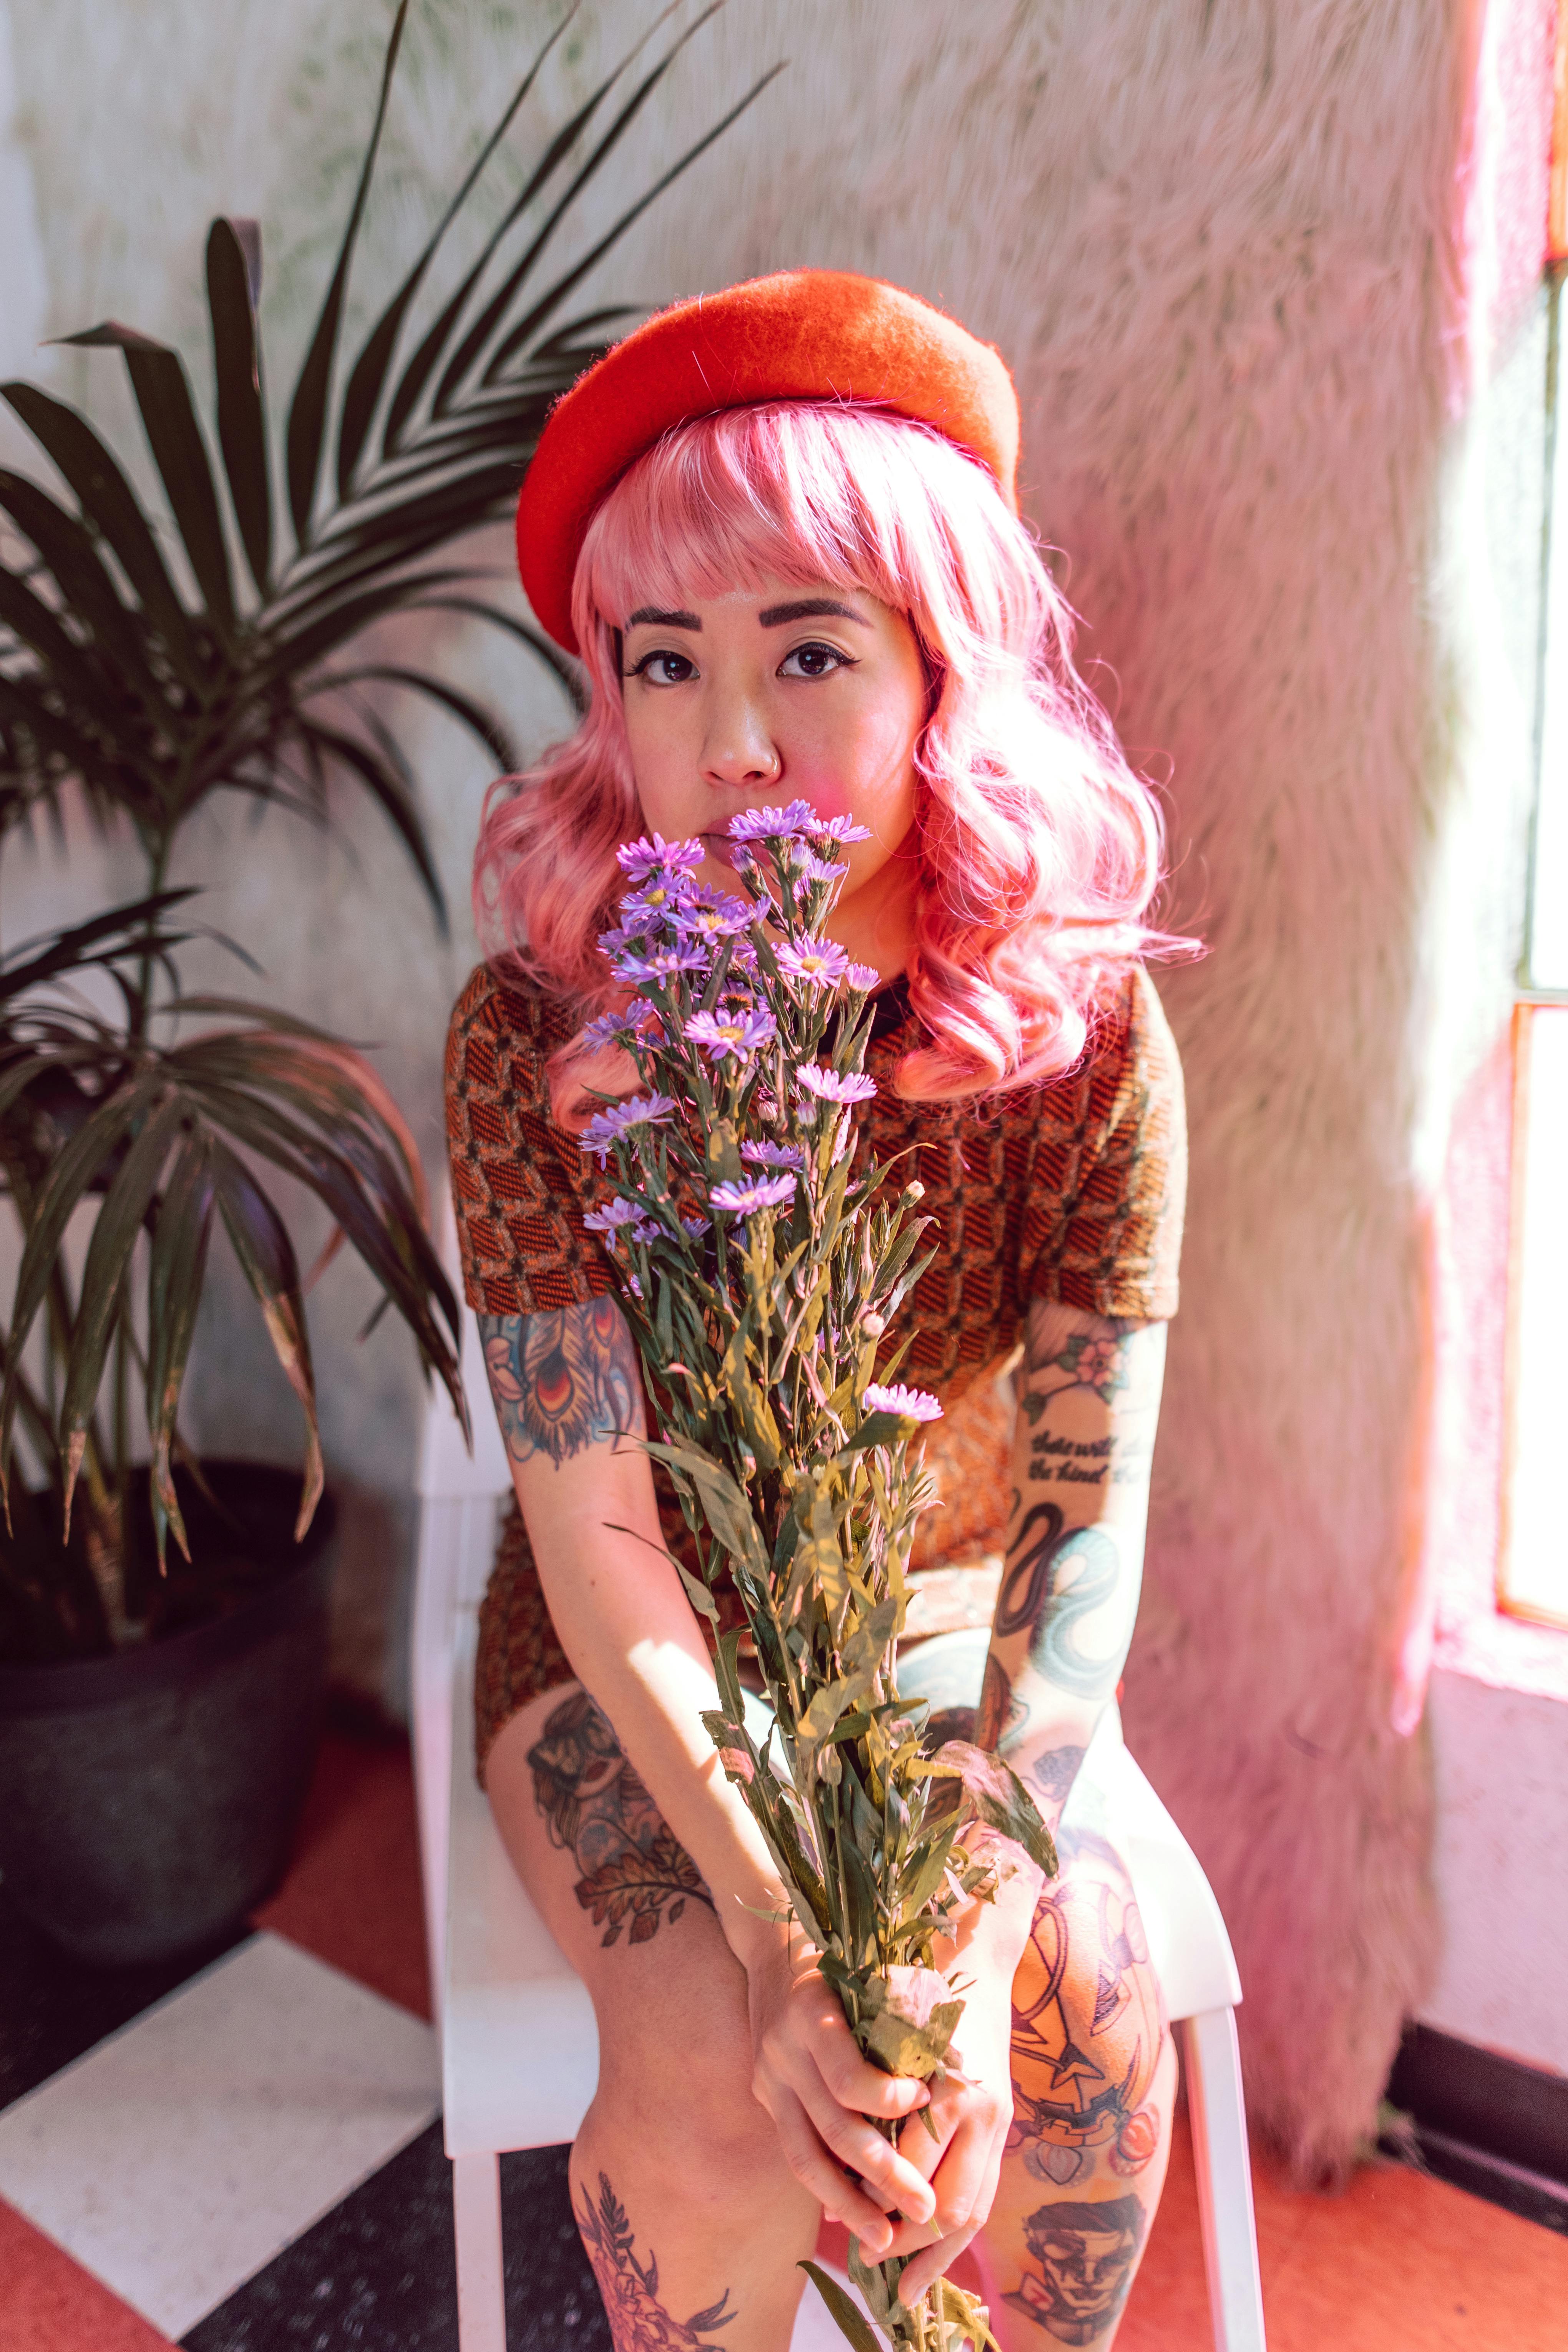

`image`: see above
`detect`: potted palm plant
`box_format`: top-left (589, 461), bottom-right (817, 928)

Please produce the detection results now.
top-left (0, 0), bottom-right (772, 1964)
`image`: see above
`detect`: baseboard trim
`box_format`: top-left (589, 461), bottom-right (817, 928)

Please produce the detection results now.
top-left (1383, 2024), bottom-right (1568, 2232)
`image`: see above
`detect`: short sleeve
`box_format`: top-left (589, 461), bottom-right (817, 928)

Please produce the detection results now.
top-left (1019, 965), bottom-right (1187, 1322)
top-left (443, 965), bottom-right (617, 1316)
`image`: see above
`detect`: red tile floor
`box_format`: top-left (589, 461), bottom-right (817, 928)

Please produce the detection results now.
top-left (8, 1728), bottom-right (1567, 2351)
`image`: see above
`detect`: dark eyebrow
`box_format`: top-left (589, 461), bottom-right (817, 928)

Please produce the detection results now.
top-left (758, 597), bottom-right (872, 629)
top-left (626, 606), bottom-right (700, 630)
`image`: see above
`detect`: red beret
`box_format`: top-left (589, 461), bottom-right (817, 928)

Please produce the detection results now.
top-left (514, 268), bottom-right (1020, 654)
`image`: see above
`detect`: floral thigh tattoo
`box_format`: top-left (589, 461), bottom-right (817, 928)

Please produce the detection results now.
top-left (577, 2171), bottom-right (737, 2349)
top-left (528, 1689), bottom-right (712, 1947)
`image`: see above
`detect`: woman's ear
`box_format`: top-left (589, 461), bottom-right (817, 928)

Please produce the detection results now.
top-left (547, 1035), bottom-right (641, 1132)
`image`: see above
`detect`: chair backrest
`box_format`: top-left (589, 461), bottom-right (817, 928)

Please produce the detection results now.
top-left (411, 1189), bottom-right (513, 2018)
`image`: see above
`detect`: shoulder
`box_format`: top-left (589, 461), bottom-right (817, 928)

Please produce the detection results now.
top-left (445, 962), bottom-right (578, 1102)
top-left (1087, 964), bottom-right (1184, 1130)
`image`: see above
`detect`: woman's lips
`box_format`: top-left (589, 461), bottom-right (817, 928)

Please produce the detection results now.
top-left (699, 832), bottom-right (737, 870)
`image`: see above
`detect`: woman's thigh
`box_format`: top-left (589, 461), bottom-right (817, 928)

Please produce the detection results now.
top-left (486, 1683), bottom-right (820, 2349)
top-left (484, 1678), bottom-right (757, 2080)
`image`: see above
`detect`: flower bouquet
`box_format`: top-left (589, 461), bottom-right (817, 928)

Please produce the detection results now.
top-left (578, 804), bottom-right (1055, 2352)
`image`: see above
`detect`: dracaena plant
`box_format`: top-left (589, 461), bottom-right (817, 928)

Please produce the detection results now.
top-left (0, 2), bottom-right (774, 1661)
top-left (578, 807), bottom-right (1055, 2352)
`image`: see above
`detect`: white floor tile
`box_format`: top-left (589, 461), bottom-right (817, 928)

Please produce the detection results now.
top-left (0, 1930), bottom-right (438, 2338)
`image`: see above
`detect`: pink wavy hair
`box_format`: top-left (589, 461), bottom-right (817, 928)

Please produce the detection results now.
top-left (475, 400), bottom-right (1175, 1101)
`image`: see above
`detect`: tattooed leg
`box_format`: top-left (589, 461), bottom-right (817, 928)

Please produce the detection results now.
top-left (527, 1688), bottom-right (713, 1948)
top-left (976, 1827), bottom-right (1176, 2349)
top-left (488, 1683), bottom-right (821, 2352)
top-left (577, 2171), bottom-right (738, 2351)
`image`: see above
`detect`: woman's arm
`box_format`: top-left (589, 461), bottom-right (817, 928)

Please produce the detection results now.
top-left (478, 1294), bottom-right (937, 2250)
top-left (480, 1293), bottom-right (791, 1956)
top-left (979, 1298), bottom-right (1166, 1823)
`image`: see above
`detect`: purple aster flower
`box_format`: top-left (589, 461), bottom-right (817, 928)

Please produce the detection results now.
top-left (795, 1064), bottom-right (878, 1104)
top-left (580, 1092), bottom-right (677, 1161)
top-left (725, 798), bottom-right (820, 844)
top-left (795, 854), bottom-right (849, 886)
top-left (709, 1172), bottom-right (798, 1214)
top-left (776, 936), bottom-right (851, 988)
top-left (617, 832), bottom-right (705, 882)
top-left (620, 875), bottom-right (691, 923)
top-left (821, 814), bottom-right (874, 844)
top-left (845, 962), bottom-right (880, 992)
top-left (579, 1008), bottom-right (641, 1049)
top-left (674, 890), bottom-right (754, 944)
top-left (863, 1382), bottom-right (943, 1422)
top-left (614, 943), bottom-right (709, 987)
top-left (685, 1007), bottom-right (777, 1062)
top-left (740, 1140), bottom-right (804, 1169)
top-left (641, 944), bottom-right (709, 979)
top-left (583, 1196), bottom-right (650, 1234)
top-left (681, 1213), bottom-right (712, 1239)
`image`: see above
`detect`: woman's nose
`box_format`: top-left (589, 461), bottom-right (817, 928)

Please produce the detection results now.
top-left (700, 694), bottom-right (780, 787)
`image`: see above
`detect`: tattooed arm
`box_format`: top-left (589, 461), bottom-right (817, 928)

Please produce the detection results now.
top-left (480, 1300), bottom-right (793, 1960)
top-left (975, 1299), bottom-right (1167, 1835)
top-left (483, 1300), bottom-right (939, 2252)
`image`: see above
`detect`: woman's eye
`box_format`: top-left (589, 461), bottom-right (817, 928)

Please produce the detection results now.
top-left (779, 641), bottom-right (851, 680)
top-left (629, 649), bottom-right (696, 686)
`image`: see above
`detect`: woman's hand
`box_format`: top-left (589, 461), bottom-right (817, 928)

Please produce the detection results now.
top-left (746, 1935), bottom-right (938, 2257)
top-left (878, 1977), bottom-right (1015, 2304)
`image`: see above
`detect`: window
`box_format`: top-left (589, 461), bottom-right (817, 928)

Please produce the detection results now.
top-left (1501, 94), bottom-right (1568, 1629)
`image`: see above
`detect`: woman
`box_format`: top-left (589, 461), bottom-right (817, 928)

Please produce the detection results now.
top-left (446, 270), bottom-right (1186, 2350)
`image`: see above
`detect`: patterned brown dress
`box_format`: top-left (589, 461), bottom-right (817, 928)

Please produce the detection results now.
top-left (445, 961), bottom-right (1186, 1781)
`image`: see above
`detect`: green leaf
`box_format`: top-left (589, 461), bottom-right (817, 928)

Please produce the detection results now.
top-left (0, 564), bottom-right (117, 709)
top-left (292, 717), bottom-right (444, 930)
top-left (0, 1079), bottom-right (146, 1502)
top-left (335, 1), bottom-right (578, 493)
top-left (61, 326), bottom-right (236, 634)
top-left (58, 1092), bottom-right (189, 1523)
top-left (324, 663), bottom-right (517, 769)
top-left (286, 0), bottom-right (410, 546)
top-left (909, 1740), bottom-right (1058, 1879)
top-left (712, 1625), bottom-right (747, 1728)
top-left (266, 561), bottom-right (479, 678)
top-left (1, 383), bottom-right (203, 688)
top-left (477, 27), bottom-right (779, 391)
top-left (0, 465), bottom-right (168, 716)
top-left (672, 1554), bottom-right (719, 1627)
top-left (206, 219), bottom-right (272, 594)
top-left (796, 2263), bottom-right (882, 2352)
top-left (642, 1436), bottom-right (769, 1580)
top-left (719, 1321), bottom-right (782, 1472)
top-left (144, 1129), bottom-right (217, 1564)
top-left (210, 1142), bottom-right (324, 1538)
top-left (857, 1969), bottom-right (964, 2080)
top-left (415, 593), bottom-right (587, 711)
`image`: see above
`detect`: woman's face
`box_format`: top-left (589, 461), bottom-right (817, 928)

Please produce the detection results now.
top-left (617, 573), bottom-right (928, 976)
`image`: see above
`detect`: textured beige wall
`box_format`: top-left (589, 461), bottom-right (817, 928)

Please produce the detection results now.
top-left (0, 1), bottom-right (1529, 2170)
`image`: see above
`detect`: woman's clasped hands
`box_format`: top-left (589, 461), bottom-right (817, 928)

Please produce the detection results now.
top-left (745, 1932), bottom-right (1015, 2307)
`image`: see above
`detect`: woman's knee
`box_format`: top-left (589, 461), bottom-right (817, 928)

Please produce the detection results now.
top-left (584, 2034), bottom-right (796, 2215)
top-left (1007, 1824), bottom-right (1170, 2193)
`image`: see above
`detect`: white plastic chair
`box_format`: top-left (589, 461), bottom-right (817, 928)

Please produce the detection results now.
top-left (411, 1298), bottom-right (1268, 2352)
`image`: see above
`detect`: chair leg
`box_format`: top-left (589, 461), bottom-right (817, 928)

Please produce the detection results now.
top-left (453, 2149), bottom-right (508, 2352)
top-left (1180, 2008), bottom-right (1268, 2352)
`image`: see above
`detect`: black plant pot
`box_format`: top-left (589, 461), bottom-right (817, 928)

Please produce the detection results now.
top-left (0, 1462), bottom-right (336, 1966)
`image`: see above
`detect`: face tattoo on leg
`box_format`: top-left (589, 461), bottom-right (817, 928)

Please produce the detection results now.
top-left (1005, 2195), bottom-right (1145, 2344)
